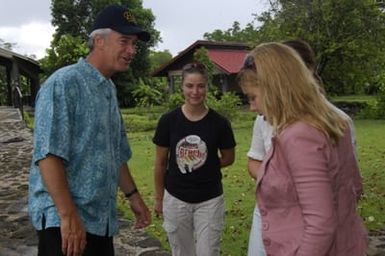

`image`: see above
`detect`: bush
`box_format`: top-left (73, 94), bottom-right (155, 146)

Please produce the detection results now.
top-left (332, 101), bottom-right (368, 117)
top-left (165, 93), bottom-right (184, 110)
top-left (207, 91), bottom-right (242, 121)
top-left (122, 114), bottom-right (158, 132)
top-left (375, 82), bottom-right (385, 118)
top-left (164, 91), bottom-right (242, 121)
top-left (358, 74), bottom-right (385, 119)
top-left (131, 79), bottom-right (163, 107)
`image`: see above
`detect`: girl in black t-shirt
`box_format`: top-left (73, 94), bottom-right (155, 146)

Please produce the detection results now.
top-left (153, 62), bottom-right (236, 256)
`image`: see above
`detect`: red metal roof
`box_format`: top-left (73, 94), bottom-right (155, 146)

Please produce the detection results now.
top-left (207, 49), bottom-right (249, 74)
top-left (151, 40), bottom-right (251, 77)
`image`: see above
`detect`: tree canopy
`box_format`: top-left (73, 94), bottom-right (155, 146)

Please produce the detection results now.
top-left (148, 49), bottom-right (172, 72)
top-left (204, 0), bottom-right (385, 95)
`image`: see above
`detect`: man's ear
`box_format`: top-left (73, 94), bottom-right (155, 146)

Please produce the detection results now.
top-left (94, 34), bottom-right (106, 49)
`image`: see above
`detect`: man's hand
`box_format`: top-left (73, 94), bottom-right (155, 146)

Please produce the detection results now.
top-left (129, 194), bottom-right (151, 229)
top-left (38, 155), bottom-right (86, 255)
top-left (60, 212), bottom-right (87, 256)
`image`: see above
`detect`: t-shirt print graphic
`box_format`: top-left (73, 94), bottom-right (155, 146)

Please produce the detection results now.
top-left (176, 135), bottom-right (207, 174)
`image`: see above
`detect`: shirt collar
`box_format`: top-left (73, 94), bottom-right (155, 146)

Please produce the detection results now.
top-left (78, 58), bottom-right (114, 87)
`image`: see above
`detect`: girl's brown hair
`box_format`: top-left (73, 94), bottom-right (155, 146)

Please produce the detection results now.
top-left (181, 62), bottom-right (208, 83)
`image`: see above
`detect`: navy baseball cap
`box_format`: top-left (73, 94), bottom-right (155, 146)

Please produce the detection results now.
top-left (92, 5), bottom-right (150, 42)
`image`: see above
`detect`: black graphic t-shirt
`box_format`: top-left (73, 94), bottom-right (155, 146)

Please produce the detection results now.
top-left (153, 107), bottom-right (236, 203)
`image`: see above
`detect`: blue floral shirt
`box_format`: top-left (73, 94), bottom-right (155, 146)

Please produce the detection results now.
top-left (28, 58), bottom-right (132, 236)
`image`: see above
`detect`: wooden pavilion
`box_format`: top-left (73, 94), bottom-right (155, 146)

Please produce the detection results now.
top-left (0, 47), bottom-right (40, 107)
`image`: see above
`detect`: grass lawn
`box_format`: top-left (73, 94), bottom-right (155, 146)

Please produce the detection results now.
top-left (355, 120), bottom-right (385, 230)
top-left (331, 94), bottom-right (377, 103)
top-left (119, 110), bottom-right (385, 255)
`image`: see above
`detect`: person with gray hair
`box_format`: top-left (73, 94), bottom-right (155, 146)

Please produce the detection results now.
top-left (28, 5), bottom-right (151, 256)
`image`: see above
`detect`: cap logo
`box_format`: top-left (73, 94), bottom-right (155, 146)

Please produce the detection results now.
top-left (123, 11), bottom-right (136, 24)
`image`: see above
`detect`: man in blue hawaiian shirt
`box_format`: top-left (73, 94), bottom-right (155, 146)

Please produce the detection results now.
top-left (28, 5), bottom-right (151, 256)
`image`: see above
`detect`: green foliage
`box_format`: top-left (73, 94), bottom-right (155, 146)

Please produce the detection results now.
top-left (131, 79), bottom-right (163, 107)
top-left (163, 78), bottom-right (242, 120)
top-left (331, 95), bottom-right (376, 103)
top-left (375, 86), bottom-right (385, 118)
top-left (204, 21), bottom-right (260, 45)
top-left (193, 47), bottom-right (215, 87)
top-left (50, 0), bottom-right (161, 44)
top-left (120, 106), bottom-right (166, 132)
top-left (23, 111), bottom-right (34, 129)
top-left (206, 91), bottom-right (242, 121)
top-left (51, 0), bottom-right (96, 43)
top-left (121, 105), bottom-right (166, 115)
top-left (121, 113), bottom-right (158, 132)
top-left (359, 74), bottom-right (385, 119)
top-left (163, 89), bottom-right (242, 121)
top-left (149, 49), bottom-right (172, 72)
top-left (354, 120), bottom-right (385, 230)
top-left (204, 0), bottom-right (385, 96)
top-left (39, 35), bottom-right (88, 77)
top-left (165, 92), bottom-right (184, 110)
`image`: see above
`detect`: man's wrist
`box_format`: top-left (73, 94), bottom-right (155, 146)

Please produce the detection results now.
top-left (125, 188), bottom-right (138, 199)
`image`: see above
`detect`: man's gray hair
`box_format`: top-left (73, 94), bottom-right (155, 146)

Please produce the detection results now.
top-left (88, 28), bottom-right (112, 50)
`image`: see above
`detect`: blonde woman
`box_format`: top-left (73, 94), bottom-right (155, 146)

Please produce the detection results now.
top-left (246, 39), bottom-right (358, 256)
top-left (238, 42), bottom-right (367, 256)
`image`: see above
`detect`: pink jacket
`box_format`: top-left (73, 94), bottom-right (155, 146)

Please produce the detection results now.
top-left (256, 122), bottom-right (367, 256)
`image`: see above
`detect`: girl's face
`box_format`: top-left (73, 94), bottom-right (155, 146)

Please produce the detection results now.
top-left (182, 73), bottom-right (208, 107)
top-left (242, 85), bottom-right (263, 114)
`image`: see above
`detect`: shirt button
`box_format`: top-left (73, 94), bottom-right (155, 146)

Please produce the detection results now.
top-left (262, 222), bottom-right (269, 230)
top-left (263, 238), bottom-right (271, 246)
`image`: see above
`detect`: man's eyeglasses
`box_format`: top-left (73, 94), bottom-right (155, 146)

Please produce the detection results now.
top-left (241, 55), bottom-right (256, 71)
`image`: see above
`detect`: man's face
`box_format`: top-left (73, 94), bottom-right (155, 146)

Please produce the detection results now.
top-left (100, 30), bottom-right (138, 75)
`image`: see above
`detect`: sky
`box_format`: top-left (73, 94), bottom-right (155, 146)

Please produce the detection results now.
top-left (0, 0), bottom-right (269, 59)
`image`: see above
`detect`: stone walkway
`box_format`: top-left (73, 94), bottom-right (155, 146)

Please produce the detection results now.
top-left (0, 107), bottom-right (170, 256)
top-left (0, 107), bottom-right (384, 256)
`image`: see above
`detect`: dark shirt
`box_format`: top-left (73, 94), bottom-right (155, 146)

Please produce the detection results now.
top-left (153, 107), bottom-right (236, 203)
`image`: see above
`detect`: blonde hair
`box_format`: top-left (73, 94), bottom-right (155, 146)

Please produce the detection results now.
top-left (238, 42), bottom-right (347, 144)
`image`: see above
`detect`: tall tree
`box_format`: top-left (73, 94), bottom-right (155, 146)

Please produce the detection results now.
top-left (266, 0), bottom-right (385, 95)
top-left (39, 35), bottom-right (89, 80)
top-left (204, 0), bottom-right (385, 95)
top-left (204, 21), bottom-right (262, 47)
top-left (149, 49), bottom-right (172, 72)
